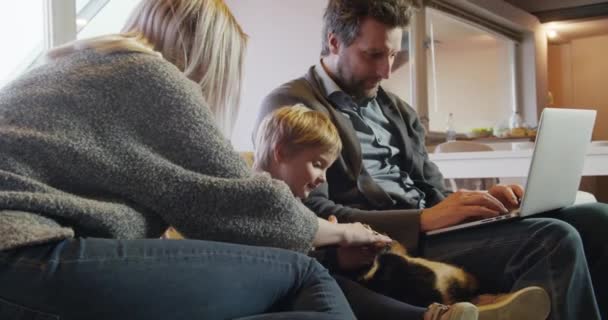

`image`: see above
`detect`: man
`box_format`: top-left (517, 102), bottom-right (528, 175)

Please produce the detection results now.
top-left (255, 1), bottom-right (608, 319)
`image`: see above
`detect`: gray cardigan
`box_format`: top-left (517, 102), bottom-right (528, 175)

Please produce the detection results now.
top-left (0, 49), bottom-right (317, 253)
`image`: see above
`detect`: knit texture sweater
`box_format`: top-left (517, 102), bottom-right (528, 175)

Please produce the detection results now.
top-left (0, 49), bottom-right (317, 253)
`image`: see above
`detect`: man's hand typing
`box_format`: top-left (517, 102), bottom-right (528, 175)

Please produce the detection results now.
top-left (420, 190), bottom-right (509, 231)
top-left (488, 184), bottom-right (525, 211)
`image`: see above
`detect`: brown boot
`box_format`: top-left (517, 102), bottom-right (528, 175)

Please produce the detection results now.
top-left (426, 302), bottom-right (479, 320)
top-left (477, 286), bottom-right (550, 320)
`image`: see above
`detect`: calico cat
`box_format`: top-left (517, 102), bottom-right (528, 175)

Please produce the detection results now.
top-left (358, 242), bottom-right (479, 307)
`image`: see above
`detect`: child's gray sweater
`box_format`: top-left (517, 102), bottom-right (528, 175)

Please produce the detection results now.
top-left (0, 49), bottom-right (317, 253)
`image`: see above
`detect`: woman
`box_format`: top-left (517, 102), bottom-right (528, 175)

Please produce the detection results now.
top-left (0, 1), bottom-right (390, 319)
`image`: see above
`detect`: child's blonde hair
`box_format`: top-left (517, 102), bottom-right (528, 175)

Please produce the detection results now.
top-left (254, 104), bottom-right (342, 170)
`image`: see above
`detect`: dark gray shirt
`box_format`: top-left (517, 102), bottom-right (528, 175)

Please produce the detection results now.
top-left (313, 63), bottom-right (425, 209)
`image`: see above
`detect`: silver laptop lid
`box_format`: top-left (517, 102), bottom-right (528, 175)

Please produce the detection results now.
top-left (519, 108), bottom-right (596, 216)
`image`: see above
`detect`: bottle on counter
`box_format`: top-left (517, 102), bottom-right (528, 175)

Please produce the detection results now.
top-left (446, 112), bottom-right (456, 142)
top-left (508, 111), bottom-right (527, 138)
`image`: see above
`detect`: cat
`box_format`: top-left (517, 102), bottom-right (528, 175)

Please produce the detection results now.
top-left (358, 241), bottom-right (479, 307)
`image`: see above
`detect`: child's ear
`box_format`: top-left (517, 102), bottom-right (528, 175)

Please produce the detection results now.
top-left (273, 144), bottom-right (286, 163)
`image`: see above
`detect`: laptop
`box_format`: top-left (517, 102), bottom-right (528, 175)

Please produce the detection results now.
top-left (427, 108), bottom-right (597, 236)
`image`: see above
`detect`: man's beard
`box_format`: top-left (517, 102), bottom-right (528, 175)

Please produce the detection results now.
top-left (336, 64), bottom-right (379, 100)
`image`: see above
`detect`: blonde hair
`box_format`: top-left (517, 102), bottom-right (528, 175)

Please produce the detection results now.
top-left (254, 104), bottom-right (342, 171)
top-left (47, 0), bottom-right (247, 137)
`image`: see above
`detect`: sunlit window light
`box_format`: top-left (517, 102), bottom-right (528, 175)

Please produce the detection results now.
top-left (76, 18), bottom-right (88, 27)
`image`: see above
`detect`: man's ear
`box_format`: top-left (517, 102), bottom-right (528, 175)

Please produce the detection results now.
top-left (328, 32), bottom-right (341, 55)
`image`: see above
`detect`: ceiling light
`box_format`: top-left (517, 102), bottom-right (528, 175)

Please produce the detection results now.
top-left (544, 22), bottom-right (558, 30)
top-left (546, 29), bottom-right (558, 39)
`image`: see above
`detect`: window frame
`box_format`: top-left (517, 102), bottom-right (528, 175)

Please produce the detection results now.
top-left (409, 2), bottom-right (524, 133)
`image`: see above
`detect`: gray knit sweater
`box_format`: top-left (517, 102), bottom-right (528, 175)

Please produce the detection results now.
top-left (0, 49), bottom-right (318, 253)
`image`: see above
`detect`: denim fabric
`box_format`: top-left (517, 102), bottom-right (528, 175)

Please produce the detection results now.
top-left (0, 238), bottom-right (355, 320)
top-left (422, 213), bottom-right (601, 320)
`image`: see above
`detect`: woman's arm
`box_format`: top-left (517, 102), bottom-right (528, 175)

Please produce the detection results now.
top-left (0, 52), bottom-right (321, 253)
top-left (76, 54), bottom-right (321, 252)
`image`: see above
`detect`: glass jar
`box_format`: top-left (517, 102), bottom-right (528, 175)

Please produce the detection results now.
top-left (494, 111), bottom-right (528, 138)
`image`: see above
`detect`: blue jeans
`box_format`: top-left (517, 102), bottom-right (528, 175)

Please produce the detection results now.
top-left (422, 203), bottom-right (606, 320)
top-left (0, 238), bottom-right (356, 320)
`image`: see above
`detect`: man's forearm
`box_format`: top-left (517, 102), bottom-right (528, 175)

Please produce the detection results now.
top-left (306, 195), bottom-right (422, 252)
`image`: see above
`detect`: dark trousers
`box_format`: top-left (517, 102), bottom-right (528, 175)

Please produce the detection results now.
top-left (549, 203), bottom-right (608, 320)
top-left (0, 238), bottom-right (355, 320)
top-left (422, 202), bottom-right (608, 320)
top-left (334, 274), bottom-right (427, 320)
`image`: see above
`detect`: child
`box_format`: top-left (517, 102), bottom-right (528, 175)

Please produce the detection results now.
top-left (253, 104), bottom-right (550, 320)
top-left (253, 104), bottom-right (341, 200)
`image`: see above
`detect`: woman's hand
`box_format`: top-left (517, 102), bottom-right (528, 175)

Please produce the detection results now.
top-left (337, 221), bottom-right (393, 246)
top-left (318, 215), bottom-right (384, 270)
top-left (326, 216), bottom-right (388, 270)
top-left (327, 215), bottom-right (392, 246)
top-left (313, 215), bottom-right (392, 247)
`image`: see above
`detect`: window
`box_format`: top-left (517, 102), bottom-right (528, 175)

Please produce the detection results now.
top-left (425, 8), bottom-right (517, 134)
top-left (0, 2), bottom-right (44, 88)
top-left (77, 0), bottom-right (141, 39)
top-left (0, 0), bottom-right (142, 89)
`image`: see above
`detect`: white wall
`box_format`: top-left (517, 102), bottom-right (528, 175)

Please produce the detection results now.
top-left (225, 0), bottom-right (327, 150)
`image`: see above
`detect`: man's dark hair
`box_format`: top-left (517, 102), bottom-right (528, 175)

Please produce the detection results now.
top-left (321, 0), bottom-right (416, 56)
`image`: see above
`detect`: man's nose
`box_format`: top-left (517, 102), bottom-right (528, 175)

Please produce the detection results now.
top-left (378, 57), bottom-right (392, 79)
